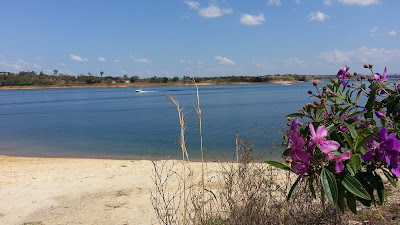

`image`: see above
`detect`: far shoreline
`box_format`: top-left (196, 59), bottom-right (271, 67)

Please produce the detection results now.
top-left (0, 79), bottom-right (324, 90)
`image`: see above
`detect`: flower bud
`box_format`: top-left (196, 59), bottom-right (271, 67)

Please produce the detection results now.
top-left (357, 78), bottom-right (361, 81)
top-left (354, 72), bottom-right (358, 76)
top-left (308, 103), bottom-right (315, 108)
top-left (347, 84), bottom-right (351, 88)
top-left (308, 90), bottom-right (312, 94)
top-left (352, 83), bottom-right (355, 86)
top-left (287, 122), bottom-right (291, 126)
top-left (361, 75), bottom-right (366, 79)
top-left (317, 94), bottom-right (321, 98)
top-left (298, 122), bottom-right (303, 127)
top-left (323, 86), bottom-right (327, 91)
top-left (369, 64), bottom-right (373, 69)
top-left (313, 82), bottom-right (318, 86)
top-left (346, 72), bottom-right (351, 77)
top-left (321, 99), bottom-right (326, 103)
top-left (330, 105), bottom-right (335, 111)
top-left (364, 64), bottom-right (368, 68)
top-left (287, 117), bottom-right (291, 121)
top-left (330, 93), bottom-right (336, 97)
top-left (314, 100), bottom-right (319, 106)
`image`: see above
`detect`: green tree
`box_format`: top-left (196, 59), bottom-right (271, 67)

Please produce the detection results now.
top-left (100, 71), bottom-right (104, 77)
top-left (53, 69), bottom-right (58, 76)
top-left (172, 76), bottom-right (179, 82)
top-left (130, 76), bottom-right (139, 83)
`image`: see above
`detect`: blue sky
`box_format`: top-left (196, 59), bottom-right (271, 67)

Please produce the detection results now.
top-left (0, 0), bottom-right (399, 77)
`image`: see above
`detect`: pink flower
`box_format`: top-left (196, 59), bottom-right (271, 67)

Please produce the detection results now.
top-left (374, 67), bottom-right (388, 82)
top-left (309, 124), bottom-right (340, 153)
top-left (327, 150), bottom-right (351, 173)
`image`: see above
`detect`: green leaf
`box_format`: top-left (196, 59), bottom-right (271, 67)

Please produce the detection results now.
top-left (321, 168), bottom-right (338, 206)
top-left (356, 90), bottom-right (362, 104)
top-left (350, 154), bottom-right (361, 171)
top-left (382, 169), bottom-right (397, 188)
top-left (308, 178), bottom-right (316, 199)
top-left (346, 163), bottom-right (356, 176)
top-left (338, 118), bottom-right (357, 139)
top-left (342, 174), bottom-right (371, 200)
top-left (264, 161), bottom-right (291, 171)
top-left (326, 124), bottom-right (337, 134)
top-left (375, 173), bottom-right (386, 204)
top-left (347, 111), bottom-right (365, 119)
top-left (316, 109), bottom-right (324, 122)
top-left (337, 183), bottom-right (346, 213)
top-left (366, 90), bottom-right (376, 114)
top-left (287, 176), bottom-right (301, 201)
top-left (285, 113), bottom-right (304, 117)
top-left (342, 132), bottom-right (353, 148)
top-left (346, 192), bottom-right (357, 214)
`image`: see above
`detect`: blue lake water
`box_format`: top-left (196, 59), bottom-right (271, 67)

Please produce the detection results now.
top-left (0, 83), bottom-right (323, 160)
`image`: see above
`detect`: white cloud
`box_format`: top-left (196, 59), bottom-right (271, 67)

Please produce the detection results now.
top-left (69, 54), bottom-right (88, 62)
top-left (338, 0), bottom-right (380, 6)
top-left (323, 0), bottom-right (332, 6)
top-left (98, 57), bottom-right (107, 62)
top-left (308, 11), bottom-right (329, 22)
top-left (184, 1), bottom-right (199, 10)
top-left (285, 57), bottom-right (304, 65)
top-left (388, 31), bottom-right (398, 36)
top-left (179, 59), bottom-right (192, 64)
top-left (320, 47), bottom-right (400, 64)
top-left (113, 59), bottom-right (120, 63)
top-left (370, 26), bottom-right (379, 36)
top-left (268, 0), bottom-right (281, 6)
top-left (199, 5), bottom-right (233, 18)
top-left (215, 56), bottom-right (236, 65)
top-left (240, 14), bottom-right (266, 26)
top-left (295, 0), bottom-right (301, 5)
top-left (135, 58), bottom-right (151, 64)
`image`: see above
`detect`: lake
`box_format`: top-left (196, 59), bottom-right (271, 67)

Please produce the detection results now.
top-left (0, 83), bottom-right (322, 160)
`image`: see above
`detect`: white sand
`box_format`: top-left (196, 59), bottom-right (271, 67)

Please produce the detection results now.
top-left (0, 155), bottom-right (233, 225)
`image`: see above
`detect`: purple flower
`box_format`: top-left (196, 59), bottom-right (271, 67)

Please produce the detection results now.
top-left (337, 65), bottom-right (350, 86)
top-left (309, 124), bottom-right (340, 153)
top-left (327, 150), bottom-right (351, 173)
top-left (361, 128), bottom-right (400, 166)
top-left (375, 111), bottom-right (386, 119)
top-left (392, 159), bottom-right (400, 178)
top-left (286, 118), bottom-right (300, 147)
top-left (374, 67), bottom-right (388, 82)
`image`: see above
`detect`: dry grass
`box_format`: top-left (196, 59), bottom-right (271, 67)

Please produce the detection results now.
top-left (151, 83), bottom-right (399, 225)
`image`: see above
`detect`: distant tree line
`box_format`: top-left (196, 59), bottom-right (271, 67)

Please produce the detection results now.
top-left (0, 71), bottom-right (322, 87)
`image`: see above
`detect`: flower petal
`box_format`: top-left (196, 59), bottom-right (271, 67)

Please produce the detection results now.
top-left (379, 128), bottom-right (388, 142)
top-left (316, 125), bottom-right (327, 139)
top-left (319, 140), bottom-right (340, 153)
top-left (291, 118), bottom-right (299, 131)
top-left (309, 124), bottom-right (316, 138)
top-left (374, 73), bottom-right (381, 81)
top-left (334, 160), bottom-right (345, 173)
top-left (361, 150), bottom-right (376, 162)
top-left (337, 150), bottom-right (351, 160)
top-left (392, 163), bottom-right (400, 178)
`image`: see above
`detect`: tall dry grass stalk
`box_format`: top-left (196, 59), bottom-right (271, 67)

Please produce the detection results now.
top-left (192, 79), bottom-right (205, 223)
top-left (166, 95), bottom-right (189, 225)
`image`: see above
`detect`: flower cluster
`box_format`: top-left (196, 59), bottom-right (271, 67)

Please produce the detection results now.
top-left (266, 64), bottom-right (400, 213)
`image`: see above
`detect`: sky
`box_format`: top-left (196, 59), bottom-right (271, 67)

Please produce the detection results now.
top-left (0, 0), bottom-right (399, 78)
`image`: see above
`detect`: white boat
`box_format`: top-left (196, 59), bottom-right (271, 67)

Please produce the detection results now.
top-left (135, 89), bottom-right (143, 93)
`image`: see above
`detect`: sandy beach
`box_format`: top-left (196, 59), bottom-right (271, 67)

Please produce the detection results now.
top-left (0, 155), bottom-right (246, 225)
